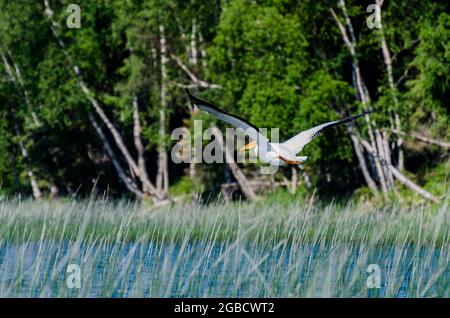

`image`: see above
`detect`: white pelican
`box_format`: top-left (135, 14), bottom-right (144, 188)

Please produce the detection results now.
top-left (185, 88), bottom-right (372, 167)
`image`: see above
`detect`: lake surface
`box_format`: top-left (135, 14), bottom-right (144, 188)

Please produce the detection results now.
top-left (0, 241), bottom-right (448, 297)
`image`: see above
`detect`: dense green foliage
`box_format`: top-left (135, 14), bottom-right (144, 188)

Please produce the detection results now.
top-left (407, 13), bottom-right (450, 133)
top-left (0, 1), bottom-right (448, 201)
top-left (1, 2), bottom-right (448, 299)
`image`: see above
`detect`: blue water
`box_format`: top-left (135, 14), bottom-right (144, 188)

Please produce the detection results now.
top-left (0, 241), bottom-right (448, 297)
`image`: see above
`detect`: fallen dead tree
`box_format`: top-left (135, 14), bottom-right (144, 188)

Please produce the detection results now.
top-left (392, 130), bottom-right (450, 150)
top-left (357, 138), bottom-right (439, 203)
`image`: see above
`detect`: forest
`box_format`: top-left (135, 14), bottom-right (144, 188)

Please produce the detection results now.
top-left (0, 0), bottom-right (449, 205)
top-left (0, 0), bottom-right (449, 299)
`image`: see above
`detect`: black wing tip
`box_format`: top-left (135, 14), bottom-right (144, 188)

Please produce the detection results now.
top-left (184, 87), bottom-right (194, 101)
top-left (363, 108), bottom-right (376, 116)
top-left (335, 109), bottom-right (376, 126)
top-left (184, 87), bottom-right (212, 108)
top-left (350, 108), bottom-right (376, 121)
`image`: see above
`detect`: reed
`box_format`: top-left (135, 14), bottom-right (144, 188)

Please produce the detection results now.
top-left (0, 196), bottom-right (448, 297)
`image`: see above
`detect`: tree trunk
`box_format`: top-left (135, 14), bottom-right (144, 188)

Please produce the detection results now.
top-left (382, 130), bottom-right (394, 188)
top-left (389, 165), bottom-right (439, 203)
top-left (211, 127), bottom-right (257, 201)
top-left (132, 97), bottom-right (151, 195)
top-left (14, 125), bottom-right (42, 200)
top-left (392, 130), bottom-right (450, 150)
top-left (332, 1), bottom-right (389, 195)
top-left (44, 1), bottom-right (163, 201)
top-left (171, 53), bottom-right (221, 89)
top-left (377, 0), bottom-right (404, 171)
top-left (349, 131), bottom-right (378, 192)
top-left (302, 170), bottom-right (312, 189)
top-left (198, 30), bottom-right (208, 71)
top-left (291, 166), bottom-right (298, 194)
top-left (190, 20), bottom-right (197, 66)
top-left (359, 138), bottom-right (439, 203)
top-left (1, 50), bottom-right (44, 200)
top-left (394, 114), bottom-right (404, 170)
top-left (3, 49), bottom-right (63, 199)
top-left (376, 129), bottom-right (392, 191)
top-left (157, 24), bottom-right (169, 195)
top-left (361, 134), bottom-right (388, 199)
top-left (89, 113), bottom-right (144, 199)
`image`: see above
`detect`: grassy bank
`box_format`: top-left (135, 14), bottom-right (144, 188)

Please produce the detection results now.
top-left (0, 197), bottom-right (448, 297)
top-left (0, 196), bottom-right (448, 246)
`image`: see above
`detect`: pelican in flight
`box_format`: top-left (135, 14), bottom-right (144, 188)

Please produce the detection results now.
top-left (185, 88), bottom-right (372, 167)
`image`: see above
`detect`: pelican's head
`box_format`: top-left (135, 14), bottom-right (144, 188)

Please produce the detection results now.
top-left (239, 141), bottom-right (257, 152)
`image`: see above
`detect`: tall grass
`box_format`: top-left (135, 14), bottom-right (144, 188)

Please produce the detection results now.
top-left (0, 196), bottom-right (448, 297)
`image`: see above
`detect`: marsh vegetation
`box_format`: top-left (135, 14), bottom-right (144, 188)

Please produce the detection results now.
top-left (0, 197), bottom-right (448, 297)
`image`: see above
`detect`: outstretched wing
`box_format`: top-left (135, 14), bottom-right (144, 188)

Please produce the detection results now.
top-left (282, 111), bottom-right (373, 155)
top-left (185, 88), bottom-right (271, 148)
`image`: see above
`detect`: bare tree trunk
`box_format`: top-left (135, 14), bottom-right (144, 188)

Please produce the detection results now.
top-left (359, 138), bottom-right (439, 203)
top-left (211, 127), bottom-right (257, 201)
top-left (349, 133), bottom-right (378, 191)
top-left (2, 48), bottom-right (44, 199)
top-left (186, 27), bottom-right (208, 183)
top-left (376, 129), bottom-right (392, 191)
top-left (302, 170), bottom-right (312, 189)
top-left (14, 125), bottom-right (42, 200)
top-left (7, 50), bottom-right (42, 125)
top-left (27, 170), bottom-right (42, 200)
top-left (328, 14), bottom-right (380, 191)
top-left (291, 166), bottom-right (298, 194)
top-left (50, 185), bottom-right (59, 199)
top-left (157, 24), bottom-right (169, 195)
top-left (132, 97), bottom-right (151, 195)
top-left (1, 48), bottom-right (63, 198)
top-left (394, 114), bottom-right (404, 170)
top-left (331, 1), bottom-right (388, 195)
top-left (389, 166), bottom-right (439, 203)
top-left (188, 104), bottom-right (197, 181)
top-left (336, 0), bottom-right (377, 154)
top-left (44, 1), bottom-right (163, 201)
top-left (190, 20), bottom-right (198, 66)
top-left (392, 130), bottom-right (450, 150)
top-left (377, 0), bottom-right (404, 171)
top-left (198, 30), bottom-right (208, 71)
top-left (372, 130), bottom-right (388, 199)
top-left (188, 25), bottom-right (211, 182)
top-left (0, 48), bottom-right (38, 125)
top-left (382, 130), bottom-right (394, 188)
top-left (189, 161), bottom-right (196, 181)
top-left (171, 54), bottom-right (221, 89)
top-left (89, 113), bottom-right (144, 199)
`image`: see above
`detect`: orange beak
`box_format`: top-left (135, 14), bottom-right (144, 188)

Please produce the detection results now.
top-left (239, 141), bottom-right (257, 152)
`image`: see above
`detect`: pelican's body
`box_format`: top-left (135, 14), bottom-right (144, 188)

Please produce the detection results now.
top-left (249, 142), bottom-right (307, 166)
top-left (185, 88), bottom-right (372, 168)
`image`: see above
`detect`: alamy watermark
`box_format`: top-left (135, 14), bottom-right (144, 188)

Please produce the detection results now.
top-left (66, 4), bottom-right (81, 29)
top-left (66, 264), bottom-right (81, 289)
top-left (366, 264), bottom-right (381, 289)
top-left (366, 4), bottom-right (381, 29)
